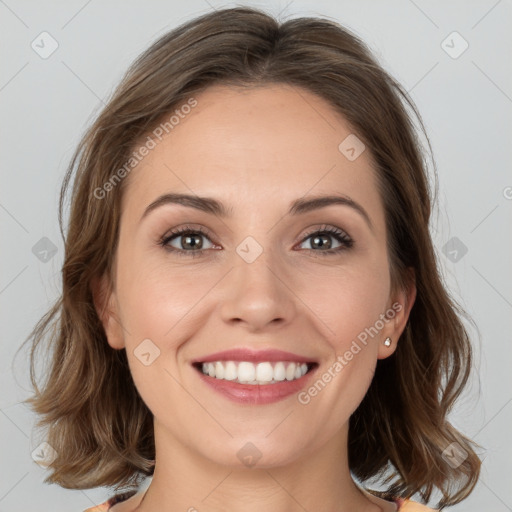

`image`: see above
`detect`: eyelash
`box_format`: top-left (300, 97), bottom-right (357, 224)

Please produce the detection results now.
top-left (158, 224), bottom-right (354, 258)
top-left (158, 225), bottom-right (214, 259)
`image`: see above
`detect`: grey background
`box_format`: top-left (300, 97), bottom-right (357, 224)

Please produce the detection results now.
top-left (1, 0), bottom-right (511, 510)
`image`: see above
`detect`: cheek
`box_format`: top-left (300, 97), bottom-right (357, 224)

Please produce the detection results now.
top-left (117, 250), bottom-right (211, 340)
top-left (297, 267), bottom-right (389, 427)
top-left (302, 259), bottom-right (391, 348)
top-left (116, 262), bottom-right (202, 417)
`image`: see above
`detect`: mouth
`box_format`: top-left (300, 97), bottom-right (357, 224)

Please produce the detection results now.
top-left (190, 349), bottom-right (319, 404)
top-left (192, 360), bottom-right (318, 385)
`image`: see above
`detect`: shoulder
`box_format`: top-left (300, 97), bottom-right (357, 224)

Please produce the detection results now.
top-left (83, 500), bottom-right (111, 512)
top-left (83, 490), bottom-right (139, 512)
top-left (399, 498), bottom-right (438, 511)
top-left (360, 488), bottom-right (437, 512)
top-left (83, 500), bottom-right (110, 512)
top-left (83, 491), bottom-right (437, 512)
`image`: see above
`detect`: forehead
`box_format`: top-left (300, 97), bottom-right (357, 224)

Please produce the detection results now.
top-left (122, 83), bottom-right (383, 226)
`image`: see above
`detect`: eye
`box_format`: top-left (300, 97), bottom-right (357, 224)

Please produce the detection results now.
top-left (158, 223), bottom-right (354, 258)
top-left (297, 225), bottom-right (353, 255)
top-left (159, 225), bottom-right (216, 257)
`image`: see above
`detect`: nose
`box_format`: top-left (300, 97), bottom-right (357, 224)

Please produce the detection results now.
top-left (219, 249), bottom-right (297, 332)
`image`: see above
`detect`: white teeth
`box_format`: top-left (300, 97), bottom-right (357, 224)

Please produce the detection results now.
top-left (255, 362), bottom-right (273, 382)
top-left (274, 362), bottom-right (286, 381)
top-left (198, 360), bottom-right (310, 384)
top-left (215, 361), bottom-right (224, 379)
top-left (285, 363), bottom-right (296, 381)
top-left (238, 362), bottom-right (255, 382)
top-left (224, 361), bottom-right (237, 380)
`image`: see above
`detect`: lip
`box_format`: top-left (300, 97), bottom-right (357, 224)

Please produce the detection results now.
top-left (191, 348), bottom-right (317, 364)
top-left (194, 365), bottom-right (318, 404)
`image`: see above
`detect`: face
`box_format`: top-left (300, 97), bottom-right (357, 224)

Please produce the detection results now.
top-left (96, 84), bottom-right (413, 469)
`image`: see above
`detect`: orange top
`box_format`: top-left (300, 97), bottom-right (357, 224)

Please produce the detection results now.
top-left (84, 490), bottom-right (438, 511)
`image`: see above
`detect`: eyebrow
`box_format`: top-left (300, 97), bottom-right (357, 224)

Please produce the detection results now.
top-left (141, 192), bottom-right (373, 230)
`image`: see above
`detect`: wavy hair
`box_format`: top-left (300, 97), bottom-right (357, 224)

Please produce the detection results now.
top-left (19, 6), bottom-right (481, 508)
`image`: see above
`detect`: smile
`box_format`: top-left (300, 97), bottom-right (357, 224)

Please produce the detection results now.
top-left (195, 360), bottom-right (315, 384)
top-left (192, 360), bottom-right (318, 404)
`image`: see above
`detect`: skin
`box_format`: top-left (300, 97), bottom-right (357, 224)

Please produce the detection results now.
top-left (94, 84), bottom-right (416, 512)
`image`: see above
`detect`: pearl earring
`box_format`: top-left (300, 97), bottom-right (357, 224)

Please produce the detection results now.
top-left (384, 337), bottom-right (392, 347)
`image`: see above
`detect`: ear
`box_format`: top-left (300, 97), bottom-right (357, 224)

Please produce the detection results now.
top-left (90, 273), bottom-right (126, 350)
top-left (377, 268), bottom-right (417, 359)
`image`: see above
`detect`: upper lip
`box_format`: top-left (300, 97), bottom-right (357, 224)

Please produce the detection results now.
top-left (192, 348), bottom-right (317, 364)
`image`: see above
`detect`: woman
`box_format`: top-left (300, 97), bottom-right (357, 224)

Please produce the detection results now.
top-left (24, 6), bottom-right (481, 511)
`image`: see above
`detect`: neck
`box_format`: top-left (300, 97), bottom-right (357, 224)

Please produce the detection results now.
top-left (135, 419), bottom-right (383, 512)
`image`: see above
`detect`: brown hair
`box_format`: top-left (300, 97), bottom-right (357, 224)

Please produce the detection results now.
top-left (19, 6), bottom-right (481, 508)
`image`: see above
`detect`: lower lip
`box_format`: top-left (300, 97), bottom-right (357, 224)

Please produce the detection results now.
top-left (194, 365), bottom-right (317, 405)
